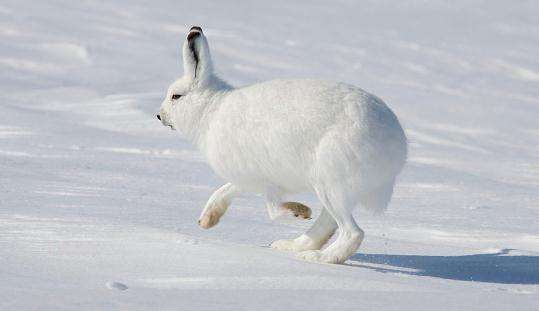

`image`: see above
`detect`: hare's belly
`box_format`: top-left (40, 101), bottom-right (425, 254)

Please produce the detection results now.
top-left (204, 139), bottom-right (312, 193)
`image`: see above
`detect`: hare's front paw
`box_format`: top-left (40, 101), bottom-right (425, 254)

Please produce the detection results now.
top-left (280, 202), bottom-right (312, 219)
top-left (198, 201), bottom-right (228, 229)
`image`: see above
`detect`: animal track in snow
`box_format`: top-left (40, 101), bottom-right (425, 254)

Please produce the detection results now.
top-left (176, 236), bottom-right (200, 245)
top-left (106, 281), bottom-right (128, 291)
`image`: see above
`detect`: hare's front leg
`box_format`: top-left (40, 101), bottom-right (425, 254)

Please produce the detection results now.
top-left (265, 187), bottom-right (313, 220)
top-left (271, 208), bottom-right (337, 251)
top-left (198, 183), bottom-right (241, 229)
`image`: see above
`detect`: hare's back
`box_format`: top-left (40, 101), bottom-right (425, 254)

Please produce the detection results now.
top-left (223, 79), bottom-right (393, 130)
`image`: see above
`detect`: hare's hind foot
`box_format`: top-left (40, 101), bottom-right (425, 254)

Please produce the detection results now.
top-left (271, 234), bottom-right (324, 252)
top-left (297, 229), bottom-right (364, 264)
top-left (271, 207), bottom-right (337, 252)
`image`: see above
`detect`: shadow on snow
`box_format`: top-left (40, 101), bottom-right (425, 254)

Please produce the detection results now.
top-left (349, 248), bottom-right (539, 284)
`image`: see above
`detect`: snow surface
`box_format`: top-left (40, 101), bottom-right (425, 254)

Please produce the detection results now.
top-left (1, 0), bottom-right (539, 310)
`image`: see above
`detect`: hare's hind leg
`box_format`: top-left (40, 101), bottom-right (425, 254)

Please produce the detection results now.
top-left (298, 186), bottom-right (364, 264)
top-left (271, 208), bottom-right (337, 251)
top-left (198, 183), bottom-right (241, 229)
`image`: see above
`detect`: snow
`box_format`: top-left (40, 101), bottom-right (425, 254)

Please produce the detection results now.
top-left (1, 0), bottom-right (538, 309)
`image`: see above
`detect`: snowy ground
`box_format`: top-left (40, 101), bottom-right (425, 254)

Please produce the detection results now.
top-left (1, 0), bottom-right (539, 310)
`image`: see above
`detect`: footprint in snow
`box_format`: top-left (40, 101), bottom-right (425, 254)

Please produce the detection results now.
top-left (106, 281), bottom-right (128, 291)
top-left (177, 237), bottom-right (199, 245)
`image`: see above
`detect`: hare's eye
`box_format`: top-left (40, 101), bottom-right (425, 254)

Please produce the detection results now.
top-left (171, 94), bottom-right (182, 100)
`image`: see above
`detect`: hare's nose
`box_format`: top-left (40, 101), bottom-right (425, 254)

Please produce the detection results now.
top-left (156, 114), bottom-right (161, 121)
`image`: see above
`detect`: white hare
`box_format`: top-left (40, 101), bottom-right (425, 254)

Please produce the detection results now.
top-left (157, 26), bottom-right (407, 264)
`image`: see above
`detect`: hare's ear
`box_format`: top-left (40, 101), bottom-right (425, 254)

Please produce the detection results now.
top-left (182, 26), bottom-right (213, 84)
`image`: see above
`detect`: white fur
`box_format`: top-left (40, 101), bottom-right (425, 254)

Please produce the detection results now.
top-left (159, 27), bottom-right (407, 264)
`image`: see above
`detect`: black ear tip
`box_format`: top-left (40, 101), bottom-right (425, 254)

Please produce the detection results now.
top-left (190, 26), bottom-right (203, 33)
top-left (187, 26), bottom-right (203, 41)
top-left (187, 31), bottom-right (201, 41)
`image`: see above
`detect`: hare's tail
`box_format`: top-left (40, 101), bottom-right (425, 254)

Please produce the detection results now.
top-left (359, 179), bottom-right (395, 215)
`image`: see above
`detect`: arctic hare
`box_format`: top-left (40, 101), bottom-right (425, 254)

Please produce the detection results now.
top-left (157, 26), bottom-right (407, 264)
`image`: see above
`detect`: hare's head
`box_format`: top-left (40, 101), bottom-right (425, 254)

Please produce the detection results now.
top-left (157, 26), bottom-right (215, 131)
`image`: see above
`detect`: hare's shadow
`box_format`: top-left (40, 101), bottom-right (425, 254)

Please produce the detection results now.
top-left (349, 249), bottom-right (539, 284)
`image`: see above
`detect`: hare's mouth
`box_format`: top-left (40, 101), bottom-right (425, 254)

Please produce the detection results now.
top-left (156, 114), bottom-right (176, 130)
top-left (163, 122), bottom-right (175, 130)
